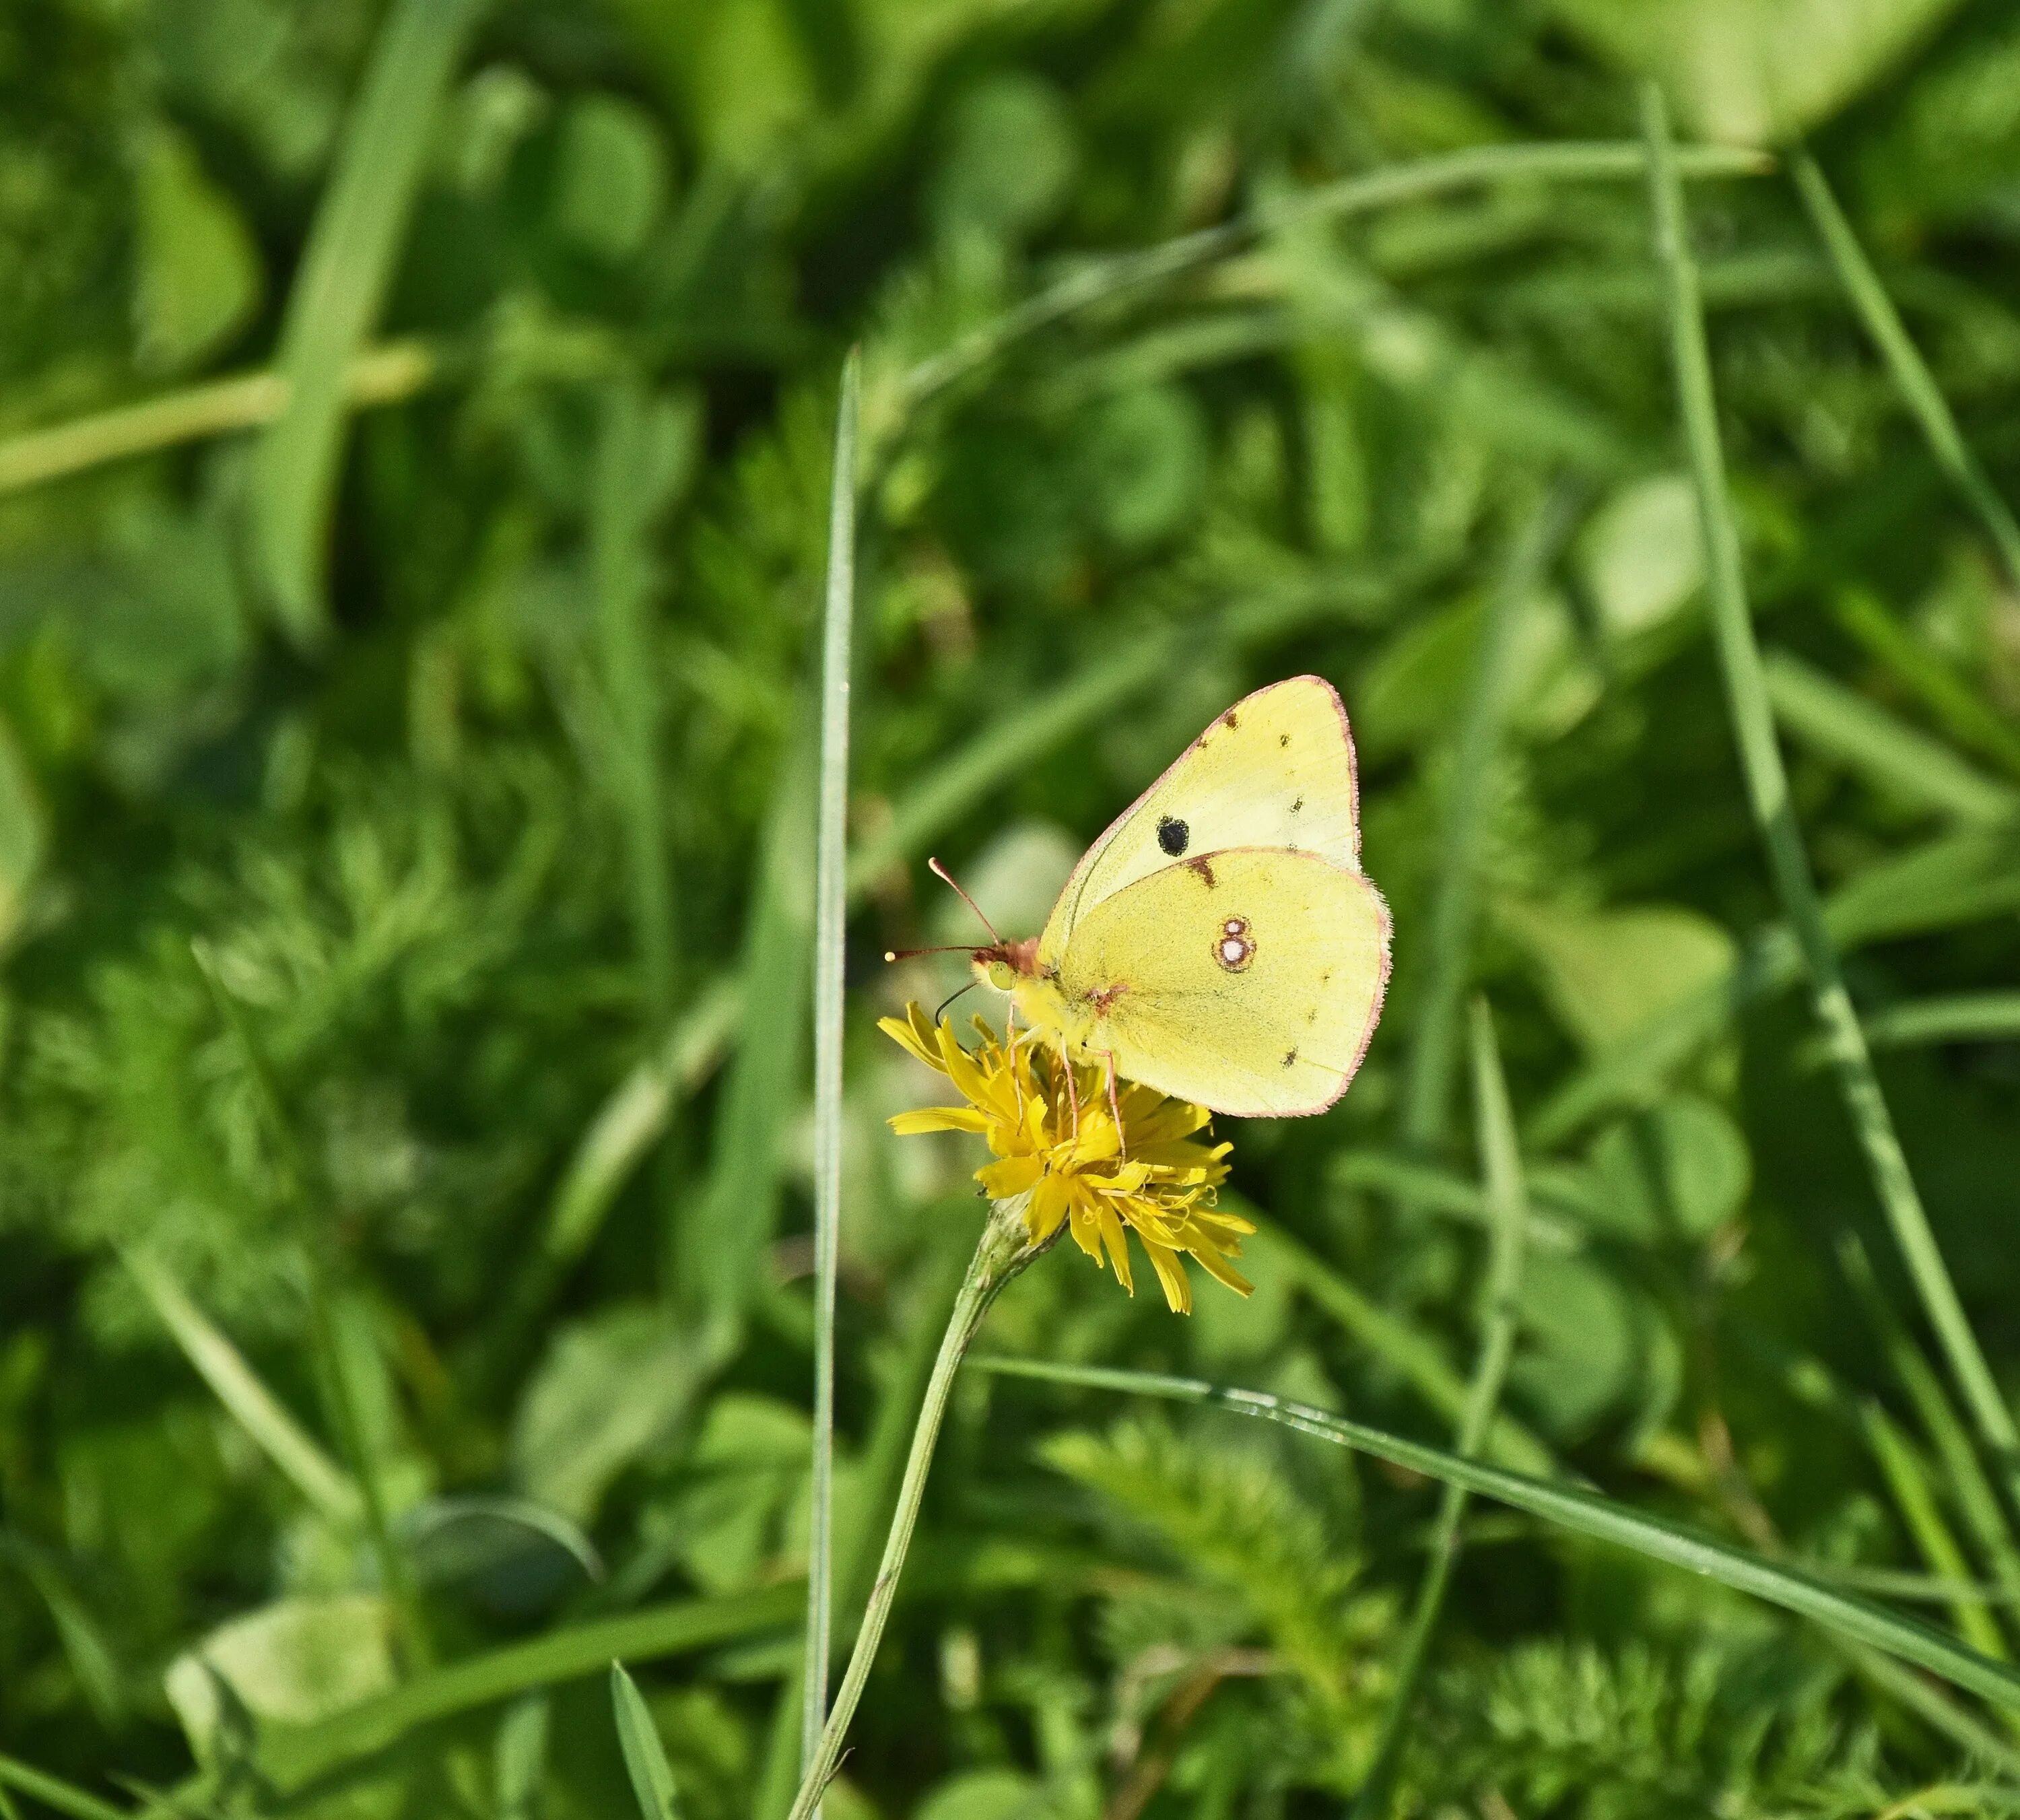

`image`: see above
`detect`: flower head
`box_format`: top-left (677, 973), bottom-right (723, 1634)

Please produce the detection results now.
top-left (880, 1003), bottom-right (1248, 1314)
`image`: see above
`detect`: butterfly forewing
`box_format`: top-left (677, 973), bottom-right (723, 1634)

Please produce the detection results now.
top-left (1060, 846), bottom-right (1389, 1118)
top-left (1038, 675), bottom-right (1363, 967)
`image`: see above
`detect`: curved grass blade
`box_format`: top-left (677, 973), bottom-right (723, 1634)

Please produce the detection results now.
top-left (978, 1355), bottom-right (2020, 1712)
top-left (803, 350), bottom-right (861, 1809)
top-left (259, 1582), bottom-right (803, 1791)
top-left (1255, 1220), bottom-right (1555, 1479)
top-left (678, 710), bottom-right (817, 1337)
top-left (1833, 588), bottom-right (2020, 782)
top-left (595, 384), bottom-right (700, 1032)
top-left (1642, 84), bottom-right (2020, 1514)
top-left (0, 1755), bottom-right (127, 1820)
top-left (1354, 999), bottom-right (1530, 1817)
top-left (1790, 147), bottom-right (2020, 594)
top-left (900, 140), bottom-right (1771, 408)
top-left (612, 1662), bottom-right (682, 1820)
top-left (125, 1248), bottom-right (360, 1526)
top-left (1764, 648), bottom-right (2020, 824)
top-left (250, 0), bottom-right (482, 645)
top-left (1399, 489), bottom-right (1575, 1150)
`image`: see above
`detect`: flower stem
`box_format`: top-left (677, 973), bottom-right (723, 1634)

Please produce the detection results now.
top-left (785, 1196), bottom-right (1048, 1820)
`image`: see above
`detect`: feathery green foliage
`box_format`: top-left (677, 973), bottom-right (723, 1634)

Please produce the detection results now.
top-left (2, 1), bottom-right (2019, 1813)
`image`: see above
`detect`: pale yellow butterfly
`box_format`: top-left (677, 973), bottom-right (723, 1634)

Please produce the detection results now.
top-left (898, 676), bottom-right (1390, 1120)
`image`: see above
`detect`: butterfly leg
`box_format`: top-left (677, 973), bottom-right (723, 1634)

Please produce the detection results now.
top-left (1002, 1001), bottom-right (1026, 1123)
top-left (1059, 1034), bottom-right (1081, 1143)
top-left (1097, 1047), bottom-right (1126, 1159)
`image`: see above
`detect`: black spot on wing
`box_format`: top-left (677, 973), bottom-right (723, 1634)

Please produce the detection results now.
top-left (1279, 733), bottom-right (1289, 747)
top-left (1282, 1048), bottom-right (1298, 1067)
top-left (1157, 815), bottom-right (1188, 856)
top-left (1290, 796), bottom-right (1304, 813)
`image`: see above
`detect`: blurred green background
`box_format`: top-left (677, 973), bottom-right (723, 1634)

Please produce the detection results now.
top-left (4, 0), bottom-right (2020, 1813)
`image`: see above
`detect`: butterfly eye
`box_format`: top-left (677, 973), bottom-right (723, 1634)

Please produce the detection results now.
top-left (986, 959), bottom-right (1016, 991)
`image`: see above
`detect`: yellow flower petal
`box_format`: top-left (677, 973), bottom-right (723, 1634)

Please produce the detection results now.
top-left (979, 1153), bottom-right (1044, 1199)
top-left (1138, 1238), bottom-right (1193, 1314)
top-left (889, 1106), bottom-right (992, 1136)
top-left (879, 1003), bottom-right (1254, 1314)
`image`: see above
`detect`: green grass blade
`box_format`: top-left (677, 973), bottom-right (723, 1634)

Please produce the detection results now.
top-left (537, 978), bottom-right (741, 1278)
top-left (1400, 492), bottom-right (1574, 1150)
top-left (0, 342), bottom-right (437, 497)
top-left (678, 711), bottom-right (817, 1337)
top-left (124, 1248), bottom-right (360, 1526)
top-left (900, 140), bottom-right (1770, 407)
top-left (611, 1662), bottom-right (682, 1820)
top-left (755, 1235), bottom-right (976, 1817)
top-left (480, 978), bottom-right (741, 1385)
top-left (260, 1582), bottom-right (803, 1791)
top-left (595, 384), bottom-right (699, 1031)
top-left (1641, 83), bottom-right (2020, 1497)
top-left (1833, 588), bottom-right (2020, 782)
top-left (1790, 147), bottom-right (2020, 594)
top-left (249, 0), bottom-right (481, 645)
top-left (1764, 647), bottom-right (2020, 823)
top-left (846, 634), bottom-right (1175, 897)
top-left (1254, 1217), bottom-right (1555, 1479)
top-left (1846, 1646), bottom-right (2020, 1775)
top-left (1842, 1237), bottom-right (2020, 1645)
top-left (1861, 993), bottom-right (2020, 1050)
top-left (0, 1755), bottom-right (127, 1820)
top-left (803, 350), bottom-right (861, 1803)
top-left (1860, 1400), bottom-right (2009, 1664)
top-left (1354, 999), bottom-right (1531, 1817)
top-left (978, 1355), bottom-right (2020, 1712)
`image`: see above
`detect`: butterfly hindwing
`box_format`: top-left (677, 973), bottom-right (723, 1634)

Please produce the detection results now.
top-left (1058, 846), bottom-right (1389, 1118)
top-left (1037, 675), bottom-right (1363, 968)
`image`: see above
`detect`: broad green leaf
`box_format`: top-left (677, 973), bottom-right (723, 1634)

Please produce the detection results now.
top-left (1512, 1252), bottom-right (1650, 1438)
top-left (1555, 0), bottom-right (1967, 143)
top-left (131, 122), bottom-right (263, 374)
top-left (915, 1770), bottom-right (1048, 1820)
top-left (551, 95), bottom-right (671, 261)
top-left (1497, 898), bottom-right (1737, 1056)
top-left (1584, 1098), bottom-right (1752, 1244)
top-left (928, 73), bottom-right (1077, 242)
top-left (511, 1306), bottom-right (705, 1524)
top-left (1575, 473), bottom-right (1702, 640)
top-left (165, 1594), bottom-right (397, 1762)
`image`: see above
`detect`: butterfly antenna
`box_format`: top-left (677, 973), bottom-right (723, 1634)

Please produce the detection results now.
top-left (928, 856), bottom-right (1003, 943)
top-left (883, 943), bottom-right (978, 963)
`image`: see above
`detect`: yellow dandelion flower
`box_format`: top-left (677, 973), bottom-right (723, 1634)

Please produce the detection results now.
top-left (879, 1002), bottom-right (1249, 1314)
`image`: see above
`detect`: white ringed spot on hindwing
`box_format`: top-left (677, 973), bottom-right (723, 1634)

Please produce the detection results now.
top-left (1215, 915), bottom-right (1254, 972)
